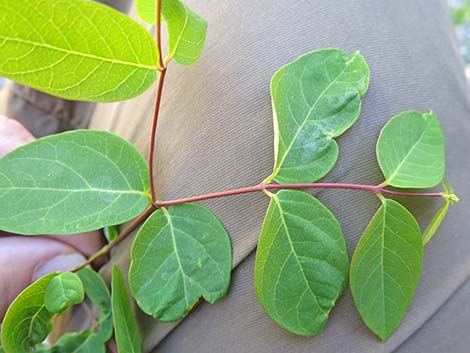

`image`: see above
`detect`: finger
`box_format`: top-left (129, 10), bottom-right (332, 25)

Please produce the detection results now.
top-left (0, 115), bottom-right (35, 157)
top-left (0, 235), bottom-right (87, 319)
top-left (46, 231), bottom-right (106, 259)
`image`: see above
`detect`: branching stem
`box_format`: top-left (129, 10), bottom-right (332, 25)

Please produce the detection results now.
top-left (72, 205), bottom-right (155, 272)
top-left (148, 69), bottom-right (167, 201)
top-left (75, 182), bottom-right (443, 268)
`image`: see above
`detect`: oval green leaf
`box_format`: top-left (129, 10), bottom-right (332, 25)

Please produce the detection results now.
top-left (112, 266), bottom-right (142, 353)
top-left (0, 130), bottom-right (150, 235)
top-left (136, 0), bottom-right (208, 65)
top-left (0, 0), bottom-right (158, 102)
top-left (377, 111), bottom-right (445, 188)
top-left (45, 272), bottom-right (84, 314)
top-left (350, 199), bottom-right (423, 341)
top-left (129, 204), bottom-right (232, 322)
top-left (77, 268), bottom-right (113, 342)
top-left (265, 48), bottom-right (370, 184)
top-left (1, 273), bottom-right (57, 353)
top-left (255, 190), bottom-right (349, 336)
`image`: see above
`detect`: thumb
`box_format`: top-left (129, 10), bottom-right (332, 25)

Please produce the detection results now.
top-left (0, 114), bottom-right (34, 156)
top-left (0, 235), bottom-right (87, 319)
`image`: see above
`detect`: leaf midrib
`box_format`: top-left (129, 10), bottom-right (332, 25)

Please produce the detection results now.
top-left (273, 54), bottom-right (356, 176)
top-left (385, 118), bottom-right (432, 183)
top-left (162, 208), bottom-right (190, 308)
top-left (272, 195), bottom-right (326, 316)
top-left (166, 3), bottom-right (190, 59)
top-left (27, 304), bottom-right (46, 345)
top-left (379, 203), bottom-right (386, 334)
top-left (0, 35), bottom-right (157, 71)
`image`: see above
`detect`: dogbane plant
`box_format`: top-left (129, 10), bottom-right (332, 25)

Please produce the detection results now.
top-left (0, 0), bottom-right (458, 351)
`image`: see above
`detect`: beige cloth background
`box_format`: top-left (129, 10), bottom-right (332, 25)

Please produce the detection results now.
top-left (3, 0), bottom-right (470, 352)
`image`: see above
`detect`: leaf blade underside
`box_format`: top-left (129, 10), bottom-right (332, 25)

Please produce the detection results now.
top-left (48, 268), bottom-right (113, 353)
top-left (45, 272), bottom-right (84, 314)
top-left (1, 274), bottom-right (57, 353)
top-left (376, 111), bottom-right (445, 188)
top-left (266, 48), bottom-right (370, 184)
top-left (255, 190), bottom-right (349, 336)
top-left (129, 204), bottom-right (232, 322)
top-left (0, 130), bottom-right (150, 235)
top-left (350, 199), bottom-right (423, 341)
top-left (0, 0), bottom-right (158, 102)
top-left (136, 0), bottom-right (207, 65)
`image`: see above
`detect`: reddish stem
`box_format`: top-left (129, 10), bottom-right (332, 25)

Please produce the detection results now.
top-left (107, 341), bottom-right (118, 353)
top-left (74, 182), bottom-right (443, 270)
top-left (148, 0), bottom-right (167, 202)
top-left (155, 183), bottom-right (443, 207)
top-left (148, 69), bottom-right (167, 201)
top-left (72, 205), bottom-right (155, 272)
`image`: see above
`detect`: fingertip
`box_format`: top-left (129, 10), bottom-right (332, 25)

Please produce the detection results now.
top-left (0, 114), bottom-right (35, 156)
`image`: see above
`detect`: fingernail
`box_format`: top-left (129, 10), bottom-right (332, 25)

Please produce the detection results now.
top-left (33, 253), bottom-right (87, 281)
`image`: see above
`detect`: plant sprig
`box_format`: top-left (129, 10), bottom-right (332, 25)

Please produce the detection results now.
top-left (0, 0), bottom-right (458, 351)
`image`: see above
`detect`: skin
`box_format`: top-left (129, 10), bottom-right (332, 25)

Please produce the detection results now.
top-left (0, 115), bottom-right (104, 319)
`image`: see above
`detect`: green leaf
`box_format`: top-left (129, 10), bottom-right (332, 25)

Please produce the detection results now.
top-left (350, 199), bottom-right (423, 341)
top-left (0, 130), bottom-right (150, 235)
top-left (37, 268), bottom-right (113, 353)
top-left (136, 0), bottom-right (208, 65)
top-left (129, 204), bottom-right (232, 322)
top-left (77, 268), bottom-right (113, 342)
top-left (0, 0), bottom-right (158, 102)
top-left (377, 111), bottom-right (445, 188)
top-left (1, 273), bottom-right (57, 353)
top-left (112, 266), bottom-right (142, 353)
top-left (45, 272), bottom-right (84, 314)
top-left (52, 331), bottom-right (105, 353)
top-left (255, 190), bottom-right (349, 336)
top-left (422, 201), bottom-right (449, 247)
top-left (265, 48), bottom-right (370, 184)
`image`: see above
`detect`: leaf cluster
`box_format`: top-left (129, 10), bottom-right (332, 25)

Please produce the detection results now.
top-left (1, 267), bottom-right (140, 353)
top-left (0, 0), bottom-right (457, 351)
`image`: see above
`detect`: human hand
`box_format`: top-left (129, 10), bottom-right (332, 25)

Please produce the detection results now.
top-left (0, 115), bottom-right (104, 319)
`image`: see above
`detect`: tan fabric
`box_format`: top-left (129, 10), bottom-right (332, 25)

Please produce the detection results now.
top-left (6, 83), bottom-right (96, 137)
